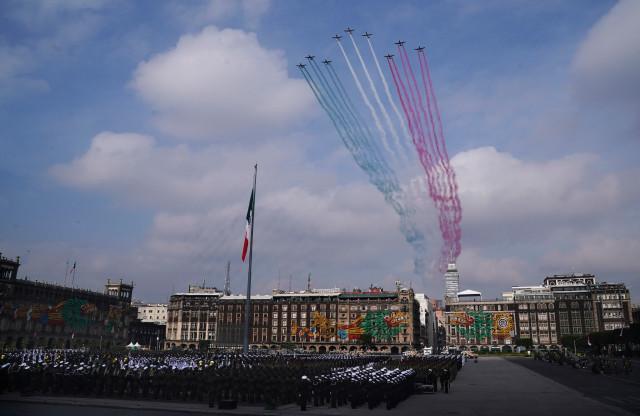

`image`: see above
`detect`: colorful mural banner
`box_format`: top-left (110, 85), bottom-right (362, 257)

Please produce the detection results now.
top-left (290, 309), bottom-right (409, 342)
top-left (493, 312), bottom-right (514, 338)
top-left (456, 311), bottom-right (493, 341)
top-left (451, 310), bottom-right (515, 342)
top-left (1, 298), bottom-right (102, 330)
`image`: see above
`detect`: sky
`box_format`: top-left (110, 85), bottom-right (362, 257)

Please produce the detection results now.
top-left (1, 0), bottom-right (638, 304)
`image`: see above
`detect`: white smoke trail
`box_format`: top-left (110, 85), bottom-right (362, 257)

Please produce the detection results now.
top-left (348, 33), bottom-right (406, 164)
top-left (336, 40), bottom-right (395, 158)
top-left (365, 37), bottom-right (413, 158)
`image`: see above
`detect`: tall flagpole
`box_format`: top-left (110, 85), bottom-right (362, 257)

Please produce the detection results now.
top-left (243, 164), bottom-right (257, 353)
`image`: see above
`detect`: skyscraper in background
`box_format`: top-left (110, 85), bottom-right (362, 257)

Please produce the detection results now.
top-left (444, 263), bottom-right (460, 303)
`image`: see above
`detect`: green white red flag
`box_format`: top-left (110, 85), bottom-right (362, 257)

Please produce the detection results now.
top-left (241, 189), bottom-right (255, 262)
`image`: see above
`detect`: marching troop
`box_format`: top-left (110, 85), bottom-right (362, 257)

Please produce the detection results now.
top-left (0, 349), bottom-right (462, 411)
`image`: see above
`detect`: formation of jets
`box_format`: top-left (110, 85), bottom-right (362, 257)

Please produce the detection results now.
top-left (306, 29), bottom-right (424, 67)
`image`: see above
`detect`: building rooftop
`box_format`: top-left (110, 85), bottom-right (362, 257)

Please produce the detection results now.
top-left (457, 289), bottom-right (481, 296)
top-left (173, 292), bottom-right (223, 297)
top-left (218, 294), bottom-right (273, 300)
top-left (272, 290), bottom-right (341, 297)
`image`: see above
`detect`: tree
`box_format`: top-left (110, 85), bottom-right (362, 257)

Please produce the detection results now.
top-left (560, 335), bottom-right (587, 352)
top-left (358, 333), bottom-right (375, 351)
top-left (514, 337), bottom-right (533, 349)
top-left (280, 341), bottom-right (296, 351)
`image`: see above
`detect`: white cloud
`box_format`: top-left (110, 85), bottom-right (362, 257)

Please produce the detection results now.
top-left (50, 131), bottom-right (337, 211)
top-left (453, 147), bottom-right (621, 233)
top-left (49, 124), bottom-right (434, 298)
top-left (447, 146), bottom-right (640, 296)
top-left (457, 249), bottom-right (530, 287)
top-left (51, 130), bottom-right (640, 300)
top-left (543, 235), bottom-right (640, 276)
top-left (167, 0), bottom-right (271, 30)
top-left (131, 26), bottom-right (314, 141)
top-left (572, 0), bottom-right (640, 105)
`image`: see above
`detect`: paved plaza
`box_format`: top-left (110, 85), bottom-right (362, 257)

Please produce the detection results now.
top-left (1, 357), bottom-right (637, 416)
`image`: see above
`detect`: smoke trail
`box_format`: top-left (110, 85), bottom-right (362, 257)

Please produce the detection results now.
top-left (418, 50), bottom-right (462, 258)
top-left (324, 61), bottom-right (392, 181)
top-left (300, 63), bottom-right (428, 274)
top-left (336, 40), bottom-right (395, 158)
top-left (313, 59), bottom-right (375, 159)
top-left (397, 47), bottom-right (459, 255)
top-left (306, 58), bottom-right (363, 153)
top-left (300, 67), bottom-right (356, 157)
top-left (397, 45), bottom-right (444, 197)
top-left (365, 37), bottom-right (413, 157)
top-left (416, 49), bottom-right (462, 259)
top-left (347, 32), bottom-right (406, 162)
top-left (387, 55), bottom-right (455, 269)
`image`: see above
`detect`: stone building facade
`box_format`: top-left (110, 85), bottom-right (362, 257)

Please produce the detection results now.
top-left (133, 302), bottom-right (167, 324)
top-left (164, 288), bottom-right (222, 350)
top-left (510, 286), bottom-right (558, 345)
top-left (444, 300), bottom-right (517, 350)
top-left (165, 286), bottom-right (420, 353)
top-left (444, 273), bottom-right (634, 350)
top-left (0, 253), bottom-right (134, 350)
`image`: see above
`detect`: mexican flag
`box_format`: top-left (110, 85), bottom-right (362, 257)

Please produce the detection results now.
top-left (241, 189), bottom-right (255, 262)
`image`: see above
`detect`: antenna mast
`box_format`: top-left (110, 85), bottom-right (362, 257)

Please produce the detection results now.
top-left (224, 260), bottom-right (231, 295)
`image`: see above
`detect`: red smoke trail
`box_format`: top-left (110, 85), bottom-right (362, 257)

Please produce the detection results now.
top-left (397, 45), bottom-right (463, 265)
top-left (386, 56), bottom-right (436, 202)
top-left (397, 46), bottom-right (457, 263)
top-left (398, 46), bottom-right (441, 179)
top-left (418, 49), bottom-right (462, 258)
top-left (397, 45), bottom-right (452, 219)
top-left (396, 47), bottom-right (445, 208)
top-left (398, 45), bottom-right (455, 262)
top-left (388, 56), bottom-right (454, 269)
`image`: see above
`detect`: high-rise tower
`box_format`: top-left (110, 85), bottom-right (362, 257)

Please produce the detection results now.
top-left (444, 263), bottom-right (459, 302)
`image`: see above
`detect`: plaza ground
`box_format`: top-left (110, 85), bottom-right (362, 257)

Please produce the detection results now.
top-left (1, 356), bottom-right (637, 415)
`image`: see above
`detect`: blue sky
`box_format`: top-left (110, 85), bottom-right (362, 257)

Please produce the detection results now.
top-left (1, 0), bottom-right (638, 303)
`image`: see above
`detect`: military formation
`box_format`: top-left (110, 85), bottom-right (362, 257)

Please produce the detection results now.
top-left (534, 349), bottom-right (633, 375)
top-left (0, 349), bottom-right (462, 411)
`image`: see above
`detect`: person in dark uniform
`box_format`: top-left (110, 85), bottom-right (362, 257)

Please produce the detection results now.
top-left (298, 375), bottom-right (311, 411)
top-left (440, 368), bottom-right (450, 393)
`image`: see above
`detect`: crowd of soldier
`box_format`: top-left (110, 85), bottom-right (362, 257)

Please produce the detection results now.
top-left (0, 349), bottom-right (462, 411)
top-left (534, 349), bottom-right (633, 375)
